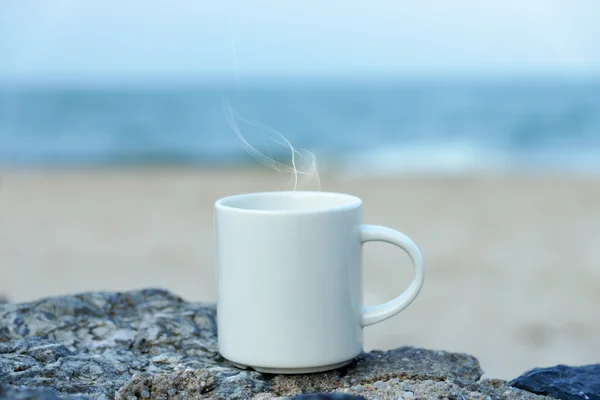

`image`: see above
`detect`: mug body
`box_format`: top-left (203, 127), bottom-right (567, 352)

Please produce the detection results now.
top-left (215, 191), bottom-right (363, 373)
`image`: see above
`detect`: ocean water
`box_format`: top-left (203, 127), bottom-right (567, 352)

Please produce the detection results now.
top-left (1, 82), bottom-right (599, 175)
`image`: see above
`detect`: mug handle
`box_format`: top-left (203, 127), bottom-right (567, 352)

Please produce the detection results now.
top-left (360, 224), bottom-right (425, 327)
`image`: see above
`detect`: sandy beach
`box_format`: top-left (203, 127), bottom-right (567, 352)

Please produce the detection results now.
top-left (0, 167), bottom-right (599, 379)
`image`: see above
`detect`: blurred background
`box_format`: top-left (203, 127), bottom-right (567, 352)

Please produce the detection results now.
top-left (1, 0), bottom-right (599, 379)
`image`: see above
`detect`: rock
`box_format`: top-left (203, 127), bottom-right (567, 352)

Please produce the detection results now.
top-left (293, 394), bottom-right (366, 400)
top-left (0, 288), bottom-right (553, 400)
top-left (0, 384), bottom-right (88, 399)
top-left (510, 364), bottom-right (600, 400)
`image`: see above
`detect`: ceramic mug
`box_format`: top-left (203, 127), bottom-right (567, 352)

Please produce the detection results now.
top-left (214, 191), bottom-right (424, 374)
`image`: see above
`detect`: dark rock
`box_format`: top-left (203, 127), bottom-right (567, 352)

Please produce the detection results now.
top-left (0, 384), bottom-right (86, 399)
top-left (510, 364), bottom-right (600, 400)
top-left (0, 288), bottom-right (554, 400)
top-left (293, 394), bottom-right (366, 400)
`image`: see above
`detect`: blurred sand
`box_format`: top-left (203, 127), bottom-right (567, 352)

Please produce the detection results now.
top-left (1, 167), bottom-right (599, 379)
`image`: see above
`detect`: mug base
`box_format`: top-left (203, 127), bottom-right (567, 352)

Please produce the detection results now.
top-left (227, 359), bottom-right (352, 374)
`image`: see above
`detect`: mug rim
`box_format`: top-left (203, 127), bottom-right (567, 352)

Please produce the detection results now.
top-left (215, 191), bottom-right (362, 215)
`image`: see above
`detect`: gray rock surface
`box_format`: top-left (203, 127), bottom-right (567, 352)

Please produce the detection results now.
top-left (292, 394), bottom-right (366, 399)
top-left (0, 288), bottom-right (551, 400)
top-left (510, 364), bottom-right (600, 400)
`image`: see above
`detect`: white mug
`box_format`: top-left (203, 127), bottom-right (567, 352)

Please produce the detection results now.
top-left (214, 191), bottom-right (425, 374)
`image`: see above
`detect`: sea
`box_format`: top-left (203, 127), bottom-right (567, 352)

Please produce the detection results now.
top-left (1, 81), bottom-right (599, 175)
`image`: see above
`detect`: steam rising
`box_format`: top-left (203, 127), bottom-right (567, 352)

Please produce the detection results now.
top-left (223, 29), bottom-right (319, 190)
top-left (223, 99), bottom-right (320, 191)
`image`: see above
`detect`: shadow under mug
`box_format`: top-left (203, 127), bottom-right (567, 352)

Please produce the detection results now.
top-left (214, 191), bottom-right (425, 374)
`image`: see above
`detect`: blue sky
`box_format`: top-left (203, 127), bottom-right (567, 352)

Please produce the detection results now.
top-left (1, 0), bottom-right (599, 84)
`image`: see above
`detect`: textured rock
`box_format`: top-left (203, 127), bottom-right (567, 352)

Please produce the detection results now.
top-left (510, 364), bottom-right (600, 400)
top-left (0, 384), bottom-right (87, 400)
top-left (293, 394), bottom-right (366, 400)
top-left (0, 288), bottom-right (552, 400)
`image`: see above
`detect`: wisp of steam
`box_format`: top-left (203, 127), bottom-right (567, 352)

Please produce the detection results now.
top-left (222, 98), bottom-right (321, 191)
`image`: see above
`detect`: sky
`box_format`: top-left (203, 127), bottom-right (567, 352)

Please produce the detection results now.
top-left (1, 0), bottom-right (600, 84)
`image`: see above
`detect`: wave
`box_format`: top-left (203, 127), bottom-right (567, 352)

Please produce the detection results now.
top-left (335, 144), bottom-right (600, 177)
top-left (2, 141), bottom-right (600, 178)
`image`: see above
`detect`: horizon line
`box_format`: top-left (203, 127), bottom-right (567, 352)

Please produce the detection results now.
top-left (1, 73), bottom-right (600, 90)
